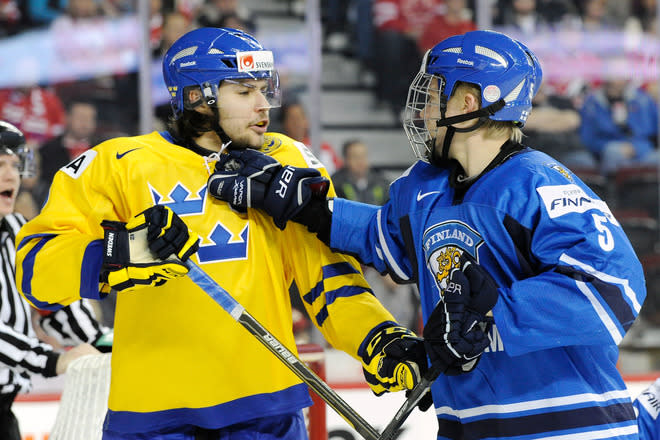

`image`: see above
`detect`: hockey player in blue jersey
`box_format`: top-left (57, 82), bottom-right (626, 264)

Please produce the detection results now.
top-left (207, 29), bottom-right (647, 439)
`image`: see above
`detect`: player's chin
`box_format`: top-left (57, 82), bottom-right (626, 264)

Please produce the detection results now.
top-left (230, 133), bottom-right (264, 150)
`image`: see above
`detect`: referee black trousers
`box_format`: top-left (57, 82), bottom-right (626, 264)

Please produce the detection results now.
top-left (0, 392), bottom-right (20, 440)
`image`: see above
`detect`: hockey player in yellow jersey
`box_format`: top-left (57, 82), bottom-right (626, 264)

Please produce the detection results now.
top-left (15, 28), bottom-right (488, 439)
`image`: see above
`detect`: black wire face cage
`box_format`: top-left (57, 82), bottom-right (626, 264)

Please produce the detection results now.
top-left (403, 71), bottom-right (446, 162)
top-left (0, 145), bottom-right (35, 178)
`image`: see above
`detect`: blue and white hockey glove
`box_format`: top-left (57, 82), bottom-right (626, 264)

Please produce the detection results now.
top-left (359, 324), bottom-right (428, 396)
top-left (423, 255), bottom-right (498, 375)
top-left (208, 148), bottom-right (330, 230)
top-left (100, 206), bottom-right (200, 292)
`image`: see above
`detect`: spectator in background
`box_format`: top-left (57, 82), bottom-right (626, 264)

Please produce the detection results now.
top-left (496, 0), bottom-right (580, 32)
top-left (332, 139), bottom-right (421, 330)
top-left (496, 0), bottom-right (551, 34)
top-left (153, 10), bottom-right (191, 58)
top-left (52, 0), bottom-right (104, 24)
top-left (217, 12), bottom-right (253, 32)
top-left (604, 0), bottom-right (633, 29)
top-left (279, 101), bottom-right (343, 174)
top-left (418, 0), bottom-right (476, 53)
top-left (332, 139), bottom-right (390, 205)
top-left (0, 0), bottom-right (29, 36)
top-left (579, 78), bottom-right (659, 175)
top-left (153, 11), bottom-right (193, 127)
top-left (0, 86), bottom-right (65, 149)
top-left (576, 0), bottom-right (620, 31)
top-left (626, 0), bottom-right (658, 34)
top-left (524, 81), bottom-right (597, 168)
top-left (196, 0), bottom-right (256, 33)
top-left (322, 0), bottom-right (352, 53)
top-left (372, 0), bottom-right (443, 120)
top-left (149, 0), bottom-right (164, 54)
top-left (48, 0), bottom-right (139, 136)
top-left (36, 100), bottom-right (98, 208)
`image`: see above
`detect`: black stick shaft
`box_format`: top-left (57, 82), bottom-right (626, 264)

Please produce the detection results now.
top-left (378, 364), bottom-right (443, 440)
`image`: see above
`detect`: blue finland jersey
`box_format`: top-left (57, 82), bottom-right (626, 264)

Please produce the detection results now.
top-left (330, 147), bottom-right (646, 439)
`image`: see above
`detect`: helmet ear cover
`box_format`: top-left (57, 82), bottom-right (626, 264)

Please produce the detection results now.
top-left (182, 83), bottom-right (218, 111)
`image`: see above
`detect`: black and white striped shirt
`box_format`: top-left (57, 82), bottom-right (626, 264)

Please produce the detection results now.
top-left (0, 213), bottom-right (108, 394)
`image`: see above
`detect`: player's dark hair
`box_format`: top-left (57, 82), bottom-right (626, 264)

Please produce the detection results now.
top-left (167, 109), bottom-right (213, 147)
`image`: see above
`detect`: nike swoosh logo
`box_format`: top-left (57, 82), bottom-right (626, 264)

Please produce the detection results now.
top-left (417, 190), bottom-right (441, 202)
top-left (116, 148), bottom-right (142, 159)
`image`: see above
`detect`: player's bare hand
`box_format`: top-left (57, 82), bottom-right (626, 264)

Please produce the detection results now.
top-left (56, 343), bottom-right (101, 375)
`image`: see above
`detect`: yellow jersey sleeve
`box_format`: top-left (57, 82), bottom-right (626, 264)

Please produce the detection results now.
top-left (16, 143), bottom-right (127, 309)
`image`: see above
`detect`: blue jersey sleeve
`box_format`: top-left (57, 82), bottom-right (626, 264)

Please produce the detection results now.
top-left (330, 198), bottom-right (414, 283)
top-left (492, 166), bottom-right (645, 356)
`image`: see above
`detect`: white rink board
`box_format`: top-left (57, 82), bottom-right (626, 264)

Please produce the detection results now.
top-left (14, 380), bottom-right (654, 440)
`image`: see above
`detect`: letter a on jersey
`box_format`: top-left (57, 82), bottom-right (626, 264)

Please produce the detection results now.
top-left (61, 150), bottom-right (97, 179)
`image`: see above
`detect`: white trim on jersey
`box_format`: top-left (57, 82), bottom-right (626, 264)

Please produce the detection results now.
top-left (377, 209), bottom-right (409, 281)
top-left (575, 280), bottom-right (624, 344)
top-left (559, 253), bottom-right (643, 313)
top-left (435, 389), bottom-right (632, 418)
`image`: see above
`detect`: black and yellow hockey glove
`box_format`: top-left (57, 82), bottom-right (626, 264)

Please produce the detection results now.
top-left (359, 324), bottom-right (427, 396)
top-left (101, 206), bottom-right (200, 292)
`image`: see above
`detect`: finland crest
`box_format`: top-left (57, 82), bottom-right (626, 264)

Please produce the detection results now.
top-left (422, 221), bottom-right (483, 294)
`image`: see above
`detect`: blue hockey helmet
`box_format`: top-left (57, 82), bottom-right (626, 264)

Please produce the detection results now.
top-left (163, 27), bottom-right (281, 118)
top-left (426, 29), bottom-right (541, 124)
top-left (0, 121), bottom-right (35, 178)
top-left (403, 30), bottom-right (542, 161)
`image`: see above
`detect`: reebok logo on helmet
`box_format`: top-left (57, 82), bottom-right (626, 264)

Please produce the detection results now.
top-left (237, 51), bottom-right (274, 73)
top-left (456, 58), bottom-right (474, 66)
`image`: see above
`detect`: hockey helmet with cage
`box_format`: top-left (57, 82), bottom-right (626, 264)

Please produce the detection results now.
top-left (0, 121), bottom-right (35, 178)
top-left (403, 30), bottom-right (542, 161)
top-left (163, 27), bottom-right (281, 118)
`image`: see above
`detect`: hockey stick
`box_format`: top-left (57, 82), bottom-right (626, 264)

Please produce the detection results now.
top-left (378, 363), bottom-right (443, 440)
top-left (184, 259), bottom-right (380, 440)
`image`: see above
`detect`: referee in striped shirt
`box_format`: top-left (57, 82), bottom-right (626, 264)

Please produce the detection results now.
top-left (0, 121), bottom-right (106, 440)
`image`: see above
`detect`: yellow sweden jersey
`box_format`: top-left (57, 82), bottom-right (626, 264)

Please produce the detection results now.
top-left (16, 131), bottom-right (396, 433)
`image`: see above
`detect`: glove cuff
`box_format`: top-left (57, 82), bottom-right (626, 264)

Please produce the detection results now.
top-left (100, 220), bottom-right (130, 273)
top-left (292, 197), bottom-right (333, 246)
top-left (357, 321), bottom-right (399, 362)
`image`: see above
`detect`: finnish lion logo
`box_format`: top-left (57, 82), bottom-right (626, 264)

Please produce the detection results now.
top-left (422, 220), bottom-right (483, 294)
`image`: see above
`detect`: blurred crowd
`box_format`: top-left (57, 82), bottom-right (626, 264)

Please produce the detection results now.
top-left (0, 0), bottom-right (659, 344)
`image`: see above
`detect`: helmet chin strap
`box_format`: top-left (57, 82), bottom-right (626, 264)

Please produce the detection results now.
top-left (210, 105), bottom-right (232, 148)
top-left (202, 81), bottom-right (233, 148)
top-left (428, 99), bottom-right (506, 167)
